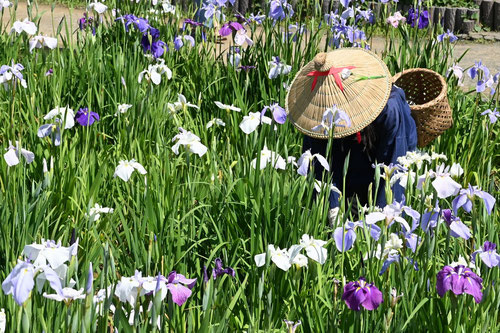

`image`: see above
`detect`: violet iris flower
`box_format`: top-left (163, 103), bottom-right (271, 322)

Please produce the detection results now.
top-left (467, 61), bottom-right (490, 80)
top-left (238, 65), bottom-right (256, 72)
top-left (248, 12), bottom-right (266, 24)
top-left (183, 18), bottom-right (203, 29)
top-left (116, 14), bottom-right (150, 33)
top-left (269, 0), bottom-right (294, 21)
top-left (284, 320), bottom-right (301, 333)
top-left (219, 21), bottom-right (244, 36)
top-left (141, 28), bottom-right (166, 58)
top-left (166, 271), bottom-right (197, 306)
top-left (472, 241), bottom-right (500, 268)
top-left (342, 277), bottom-right (383, 311)
top-left (75, 107), bottom-right (100, 126)
top-left (37, 119), bottom-right (62, 146)
top-left (481, 108), bottom-right (499, 124)
top-left (442, 209), bottom-right (471, 240)
top-left (436, 265), bottom-right (483, 303)
top-left (261, 103), bottom-right (287, 124)
top-left (212, 258), bottom-right (235, 279)
top-left (407, 8), bottom-right (429, 29)
top-left (437, 29), bottom-right (458, 43)
top-left (45, 69), bottom-right (53, 76)
top-left (79, 13), bottom-right (95, 34)
top-left (452, 184), bottom-right (496, 215)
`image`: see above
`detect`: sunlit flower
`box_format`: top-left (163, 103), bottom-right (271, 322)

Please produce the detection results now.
top-left (481, 108), bottom-right (499, 124)
top-left (239, 112), bottom-right (272, 134)
top-left (472, 241), bottom-right (500, 268)
top-left (87, 203), bottom-right (114, 222)
top-left (442, 209), bottom-right (471, 240)
top-left (88, 1), bottom-right (107, 15)
top-left (261, 103), bottom-right (287, 124)
top-left (11, 18), bottom-right (37, 35)
top-left (114, 159), bottom-right (147, 182)
top-left (299, 234), bottom-right (327, 264)
top-left (234, 29), bottom-right (253, 46)
top-left (312, 105), bottom-right (351, 135)
top-left (436, 265), bottom-right (482, 303)
top-left (437, 29), bottom-right (458, 43)
top-left (268, 56), bottom-right (291, 79)
top-left (116, 103), bottom-right (132, 115)
top-left (4, 140), bottom-right (34, 167)
top-left (296, 149), bottom-right (330, 176)
top-left (43, 287), bottom-right (86, 303)
top-left (254, 244), bottom-right (292, 271)
top-left (166, 271), bottom-right (196, 306)
top-left (0, 62), bottom-right (27, 89)
top-left (43, 106), bottom-right (75, 129)
top-left (29, 35), bottom-right (57, 53)
top-left (206, 118), bottom-right (225, 129)
top-left (214, 101), bottom-right (241, 112)
top-left (283, 320), bottom-right (301, 333)
top-left (167, 94), bottom-right (199, 113)
top-left (23, 239), bottom-right (78, 269)
top-left (138, 61), bottom-right (172, 85)
top-left (1, 0), bottom-right (12, 8)
top-left (75, 107), bottom-right (100, 126)
top-left (342, 277), bottom-right (383, 311)
top-left (386, 11), bottom-right (406, 28)
top-left (452, 184), bottom-right (496, 215)
top-left (250, 145), bottom-right (286, 170)
top-left (171, 127), bottom-right (207, 157)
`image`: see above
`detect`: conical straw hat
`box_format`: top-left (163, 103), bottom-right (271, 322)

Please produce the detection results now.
top-left (286, 48), bottom-right (392, 139)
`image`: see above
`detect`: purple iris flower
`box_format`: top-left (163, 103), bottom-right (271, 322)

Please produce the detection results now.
top-left (116, 14), bottom-right (150, 33)
top-left (238, 65), bottom-right (256, 72)
top-left (269, 0), bottom-right (294, 21)
top-left (420, 202), bottom-right (440, 232)
top-left (248, 12), bottom-right (266, 24)
top-left (380, 253), bottom-right (400, 275)
top-left (75, 107), bottom-right (100, 126)
top-left (472, 241), bottom-right (500, 268)
top-left (184, 18), bottom-right (203, 27)
top-left (166, 271), bottom-right (197, 306)
top-left (437, 30), bottom-right (458, 43)
top-left (212, 258), bottom-right (235, 280)
top-left (436, 265), bottom-right (483, 303)
top-left (407, 7), bottom-right (429, 29)
top-left (79, 13), bottom-right (94, 30)
top-left (452, 184), bottom-right (496, 215)
top-left (45, 69), bottom-right (53, 76)
top-left (261, 103), bottom-right (287, 124)
top-left (219, 21), bottom-right (244, 36)
top-left (467, 61), bottom-right (490, 80)
top-left (481, 108), bottom-right (499, 124)
top-left (141, 28), bottom-right (166, 58)
top-left (442, 209), bottom-right (471, 240)
top-left (342, 277), bottom-right (383, 311)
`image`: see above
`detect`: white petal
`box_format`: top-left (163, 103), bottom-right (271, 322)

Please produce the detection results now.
top-left (239, 117), bottom-right (259, 134)
top-left (254, 253), bottom-right (266, 267)
top-left (4, 148), bottom-right (19, 166)
top-left (114, 163), bottom-right (135, 182)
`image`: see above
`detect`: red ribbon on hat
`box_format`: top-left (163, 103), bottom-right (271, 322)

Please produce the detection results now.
top-left (306, 66), bottom-right (356, 92)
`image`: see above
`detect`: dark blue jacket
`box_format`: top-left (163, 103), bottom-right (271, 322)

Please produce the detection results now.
top-left (302, 86), bottom-right (417, 208)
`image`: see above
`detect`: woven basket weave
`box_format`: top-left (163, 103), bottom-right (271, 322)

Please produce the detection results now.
top-left (392, 68), bottom-right (453, 147)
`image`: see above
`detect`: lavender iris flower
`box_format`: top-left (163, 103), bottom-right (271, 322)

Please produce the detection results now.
top-left (261, 103), bottom-right (287, 124)
top-left (45, 69), bottom-right (53, 76)
top-left (481, 108), bottom-right (499, 124)
top-left (0, 63), bottom-right (27, 89)
top-left (467, 61), bottom-right (490, 80)
top-left (166, 271), bottom-right (197, 306)
top-left (452, 184), bottom-right (496, 215)
top-left (407, 8), bottom-right (429, 29)
top-left (420, 201), bottom-right (440, 232)
top-left (333, 221), bottom-right (363, 252)
top-left (116, 14), bottom-right (150, 33)
top-left (75, 107), bottom-right (100, 126)
top-left (283, 320), bottom-right (301, 333)
top-left (248, 12), bottom-right (266, 24)
top-left (342, 277), bottom-right (383, 311)
top-left (219, 21), bottom-right (244, 36)
top-left (212, 258), bottom-right (235, 279)
top-left (37, 120), bottom-right (62, 146)
top-left (472, 241), bottom-right (500, 268)
top-left (437, 29), bottom-right (458, 43)
top-left (86, 262), bottom-right (93, 293)
top-left (379, 253), bottom-right (400, 275)
top-left (436, 265), bottom-right (483, 303)
top-left (183, 18), bottom-right (203, 29)
top-left (79, 13), bottom-right (95, 34)
top-left (268, 0), bottom-right (294, 21)
top-left (238, 65), bottom-right (256, 72)
top-left (442, 209), bottom-right (471, 240)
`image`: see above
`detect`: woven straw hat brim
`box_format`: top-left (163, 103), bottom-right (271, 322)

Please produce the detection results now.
top-left (286, 48), bottom-right (392, 139)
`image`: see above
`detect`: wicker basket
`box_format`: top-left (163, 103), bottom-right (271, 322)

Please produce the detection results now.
top-left (392, 68), bottom-right (453, 147)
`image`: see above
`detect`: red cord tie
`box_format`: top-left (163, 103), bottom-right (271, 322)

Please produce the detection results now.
top-left (306, 66), bottom-right (356, 92)
top-left (356, 132), bottom-right (362, 144)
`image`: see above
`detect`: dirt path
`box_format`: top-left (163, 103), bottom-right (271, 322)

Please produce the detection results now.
top-left (2, 2), bottom-right (499, 78)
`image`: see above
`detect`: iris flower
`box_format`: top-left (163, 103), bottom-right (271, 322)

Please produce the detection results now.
top-left (4, 141), bottom-right (34, 167)
top-left (11, 18), bottom-right (37, 35)
top-left (299, 234), bottom-right (327, 264)
top-left (211, 258), bottom-right (235, 280)
top-left (141, 28), bottom-right (167, 58)
top-left (284, 320), bottom-right (301, 333)
top-left (43, 106), bottom-right (75, 129)
top-left (214, 101), bottom-right (241, 112)
top-left (417, 164), bottom-right (462, 198)
top-left (312, 105), bottom-right (351, 135)
top-left (365, 200), bottom-right (420, 233)
top-left (250, 145), bottom-right (286, 170)
top-left (268, 0), bottom-right (294, 21)
top-left (171, 127), bottom-right (207, 157)
top-left (342, 277), bottom-right (383, 311)
top-left (234, 29), bottom-right (253, 46)
top-left (88, 2), bottom-right (107, 15)
top-left (44, 287), bottom-right (86, 303)
top-left (386, 12), bottom-right (406, 27)
top-left (436, 265), bottom-right (483, 303)
top-left (228, 47), bottom-right (241, 67)
top-left (452, 184), bottom-right (496, 215)
top-left (442, 209), bottom-right (471, 240)
top-left (1, 0), bottom-right (12, 8)
top-left (447, 63), bottom-right (464, 85)
top-left (437, 29), bottom-right (458, 43)
top-left (37, 120), bottom-right (62, 146)
top-left (167, 93), bottom-right (199, 113)
top-left (75, 107), bottom-right (100, 126)
top-left (166, 271), bottom-right (196, 306)
top-left (296, 149), bottom-right (330, 177)
top-left (173, 35), bottom-right (195, 51)
top-left (116, 14), bottom-right (150, 33)
top-left (333, 221), bottom-right (363, 252)
top-left (138, 61), bottom-right (172, 85)
top-left (219, 21), bottom-right (244, 36)
top-left (0, 63), bottom-right (27, 89)
top-left (116, 103), bottom-right (132, 115)
top-left (472, 241), bottom-right (500, 268)
top-left (268, 56), bottom-right (291, 79)
top-left (254, 244), bottom-right (292, 271)
top-left (239, 111), bottom-right (272, 134)
top-left (481, 108), bottom-right (499, 124)
top-left (29, 35), bottom-right (57, 53)
top-left (206, 118), bottom-right (225, 129)
top-left (467, 61), bottom-right (489, 80)
top-left (261, 103), bottom-right (287, 124)
top-left (87, 203), bottom-right (114, 222)
top-left (407, 8), bottom-right (429, 29)
top-left (114, 159), bottom-right (147, 182)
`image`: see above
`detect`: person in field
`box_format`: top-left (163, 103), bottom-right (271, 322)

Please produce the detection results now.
top-left (286, 49), bottom-right (417, 218)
